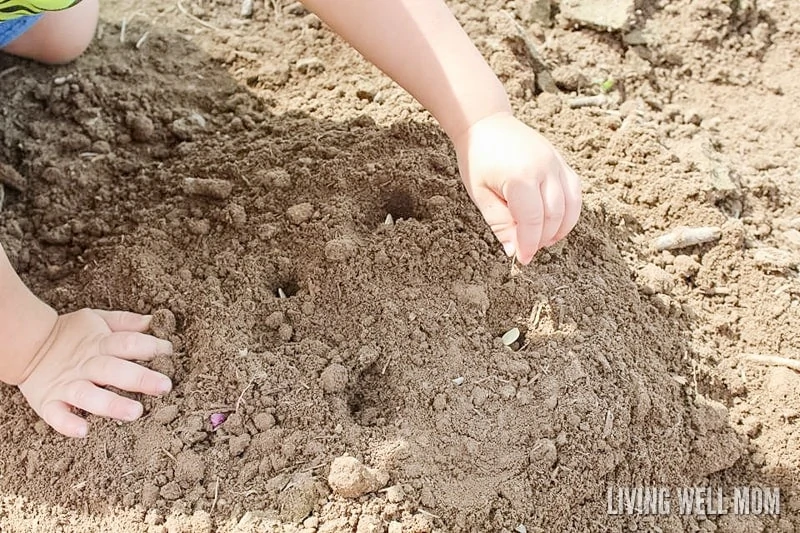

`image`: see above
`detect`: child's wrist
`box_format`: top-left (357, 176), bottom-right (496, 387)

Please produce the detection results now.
top-left (450, 107), bottom-right (514, 154)
top-left (0, 287), bottom-right (59, 386)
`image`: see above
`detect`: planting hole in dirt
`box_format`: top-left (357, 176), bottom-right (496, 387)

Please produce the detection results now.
top-left (273, 275), bottom-right (301, 298)
top-left (382, 189), bottom-right (420, 222)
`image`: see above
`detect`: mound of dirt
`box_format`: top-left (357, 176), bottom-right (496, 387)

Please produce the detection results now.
top-left (1, 0), bottom-right (799, 531)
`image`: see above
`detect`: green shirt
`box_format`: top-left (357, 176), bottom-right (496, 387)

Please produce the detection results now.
top-left (0, 0), bottom-right (81, 21)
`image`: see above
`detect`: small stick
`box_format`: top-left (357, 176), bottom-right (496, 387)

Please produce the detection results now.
top-left (136, 31), bottom-right (149, 49)
top-left (177, 0), bottom-right (225, 32)
top-left (161, 448), bottom-right (177, 462)
top-left (210, 477), bottom-right (220, 513)
top-left (568, 94), bottom-right (610, 109)
top-left (235, 378), bottom-right (255, 412)
top-left (0, 66), bottom-right (20, 80)
top-left (743, 353), bottom-right (800, 372)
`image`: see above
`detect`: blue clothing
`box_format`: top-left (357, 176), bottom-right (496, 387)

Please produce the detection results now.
top-left (0, 14), bottom-right (42, 48)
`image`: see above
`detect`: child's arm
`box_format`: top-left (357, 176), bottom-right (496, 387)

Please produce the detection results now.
top-left (1, 244), bottom-right (173, 437)
top-left (300, 0), bottom-right (582, 264)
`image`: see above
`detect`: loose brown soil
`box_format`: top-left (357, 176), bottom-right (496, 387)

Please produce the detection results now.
top-left (1, 0), bottom-right (799, 531)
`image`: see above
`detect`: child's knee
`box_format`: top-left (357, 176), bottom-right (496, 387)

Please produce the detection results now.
top-left (2, 0), bottom-right (99, 64)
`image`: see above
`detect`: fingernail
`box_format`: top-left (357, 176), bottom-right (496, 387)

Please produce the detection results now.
top-left (503, 242), bottom-right (515, 257)
top-left (158, 378), bottom-right (173, 395)
top-left (75, 425), bottom-right (88, 438)
top-left (126, 404), bottom-right (143, 421)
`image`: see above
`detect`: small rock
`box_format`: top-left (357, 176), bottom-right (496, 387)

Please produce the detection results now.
top-left (560, 0), bottom-right (635, 31)
top-left (127, 114), bottom-right (155, 142)
top-left (182, 177), bottom-right (233, 200)
top-left (327, 456), bottom-right (387, 498)
top-left (387, 522), bottom-right (403, 533)
top-left (151, 405), bottom-right (179, 425)
top-left (159, 481), bottom-right (182, 500)
top-left (150, 309), bottom-right (176, 338)
top-left (324, 238), bottom-right (358, 262)
top-left (286, 202), bottom-right (314, 225)
top-left (320, 363), bottom-right (349, 394)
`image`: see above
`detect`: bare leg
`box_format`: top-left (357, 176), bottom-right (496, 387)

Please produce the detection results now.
top-left (1, 0), bottom-right (100, 64)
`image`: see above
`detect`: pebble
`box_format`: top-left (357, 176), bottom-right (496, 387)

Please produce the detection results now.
top-left (672, 254), bottom-right (701, 278)
top-left (127, 114), bottom-right (155, 142)
top-left (320, 363), bottom-right (349, 393)
top-left (286, 202), bottom-right (314, 225)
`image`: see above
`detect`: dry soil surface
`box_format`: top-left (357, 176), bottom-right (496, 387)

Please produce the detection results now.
top-left (1, 0), bottom-right (799, 532)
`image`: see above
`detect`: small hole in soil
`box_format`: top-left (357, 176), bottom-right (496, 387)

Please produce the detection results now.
top-left (273, 276), bottom-right (300, 298)
top-left (383, 189), bottom-right (419, 221)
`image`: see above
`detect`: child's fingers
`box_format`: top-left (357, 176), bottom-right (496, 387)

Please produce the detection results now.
top-left (550, 160), bottom-right (582, 244)
top-left (538, 177), bottom-right (566, 247)
top-left (66, 381), bottom-right (143, 421)
top-left (98, 332), bottom-right (173, 360)
top-left (503, 179), bottom-right (544, 265)
top-left (40, 400), bottom-right (89, 438)
top-left (471, 187), bottom-right (517, 257)
top-left (93, 310), bottom-right (152, 332)
top-left (84, 356), bottom-right (172, 396)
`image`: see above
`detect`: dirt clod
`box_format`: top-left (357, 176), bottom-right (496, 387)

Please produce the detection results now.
top-left (149, 309), bottom-right (176, 338)
top-left (327, 456), bottom-right (386, 498)
top-left (320, 363), bottom-right (349, 394)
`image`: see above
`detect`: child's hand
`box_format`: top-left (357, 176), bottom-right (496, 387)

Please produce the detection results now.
top-left (17, 309), bottom-right (173, 438)
top-left (453, 112), bottom-right (582, 265)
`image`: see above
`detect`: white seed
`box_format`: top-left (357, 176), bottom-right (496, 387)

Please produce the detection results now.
top-left (277, 288), bottom-right (287, 299)
top-left (384, 214), bottom-right (394, 225)
top-left (502, 327), bottom-right (520, 346)
top-left (452, 376), bottom-right (465, 386)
